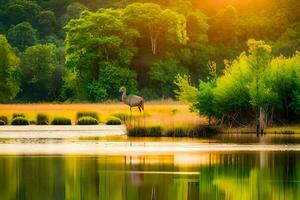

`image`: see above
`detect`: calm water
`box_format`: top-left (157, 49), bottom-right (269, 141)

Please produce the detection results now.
top-left (0, 134), bottom-right (299, 200)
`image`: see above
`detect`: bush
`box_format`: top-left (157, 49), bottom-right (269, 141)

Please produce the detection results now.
top-left (106, 117), bottom-right (122, 125)
top-left (37, 113), bottom-right (49, 125)
top-left (112, 113), bottom-right (129, 122)
top-left (29, 120), bottom-right (37, 125)
top-left (127, 126), bottom-right (162, 137)
top-left (51, 117), bottom-right (72, 125)
top-left (0, 120), bottom-right (6, 126)
top-left (12, 113), bottom-right (25, 119)
top-left (77, 116), bottom-right (98, 125)
top-left (76, 112), bottom-right (99, 121)
top-left (189, 125), bottom-right (218, 138)
top-left (11, 117), bottom-right (29, 125)
top-left (166, 127), bottom-right (188, 137)
top-left (0, 116), bottom-right (8, 125)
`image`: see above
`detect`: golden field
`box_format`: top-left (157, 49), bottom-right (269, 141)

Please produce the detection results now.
top-left (0, 102), bottom-right (207, 127)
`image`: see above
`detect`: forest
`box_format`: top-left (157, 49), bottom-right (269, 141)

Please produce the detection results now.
top-left (0, 0), bottom-right (299, 103)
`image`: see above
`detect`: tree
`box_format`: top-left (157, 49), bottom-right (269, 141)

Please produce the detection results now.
top-left (19, 44), bottom-right (63, 101)
top-left (0, 35), bottom-right (20, 101)
top-left (208, 5), bottom-right (238, 45)
top-left (123, 3), bottom-right (187, 55)
top-left (35, 10), bottom-right (57, 37)
top-left (4, 0), bottom-right (42, 25)
top-left (64, 9), bottom-right (139, 100)
top-left (149, 55), bottom-right (188, 98)
top-left (7, 22), bottom-right (38, 51)
top-left (186, 11), bottom-right (208, 44)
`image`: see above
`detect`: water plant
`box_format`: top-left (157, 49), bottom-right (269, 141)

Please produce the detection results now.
top-left (51, 117), bottom-right (72, 125)
top-left (37, 113), bottom-right (49, 125)
top-left (166, 127), bottom-right (188, 137)
top-left (77, 116), bottom-right (98, 125)
top-left (11, 117), bottom-right (29, 125)
top-left (127, 125), bottom-right (163, 137)
top-left (106, 117), bottom-right (122, 125)
top-left (76, 112), bottom-right (99, 121)
top-left (189, 125), bottom-right (218, 138)
top-left (0, 120), bottom-right (5, 126)
top-left (0, 116), bottom-right (8, 125)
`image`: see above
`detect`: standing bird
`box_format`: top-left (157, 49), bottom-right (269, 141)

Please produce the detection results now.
top-left (119, 87), bottom-right (144, 116)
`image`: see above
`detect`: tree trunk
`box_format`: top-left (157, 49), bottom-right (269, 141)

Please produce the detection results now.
top-left (259, 107), bottom-right (267, 135)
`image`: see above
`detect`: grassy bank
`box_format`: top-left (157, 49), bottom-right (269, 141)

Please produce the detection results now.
top-left (0, 102), bottom-right (206, 127)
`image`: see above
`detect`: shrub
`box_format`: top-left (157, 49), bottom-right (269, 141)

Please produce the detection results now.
top-left (106, 117), bottom-right (122, 125)
top-left (127, 126), bottom-right (162, 137)
top-left (77, 116), bottom-right (98, 125)
top-left (37, 113), bottom-right (49, 125)
top-left (30, 120), bottom-right (37, 125)
top-left (112, 113), bottom-right (129, 122)
top-left (189, 125), bottom-right (218, 138)
top-left (166, 127), bottom-right (188, 137)
top-left (0, 120), bottom-right (6, 126)
top-left (76, 112), bottom-right (99, 121)
top-left (11, 117), bottom-right (29, 125)
top-left (12, 113), bottom-right (25, 119)
top-left (146, 126), bottom-right (163, 137)
top-left (51, 117), bottom-right (72, 125)
top-left (0, 116), bottom-right (8, 125)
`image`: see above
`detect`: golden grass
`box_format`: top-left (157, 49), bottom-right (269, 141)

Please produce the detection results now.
top-left (0, 102), bottom-right (207, 126)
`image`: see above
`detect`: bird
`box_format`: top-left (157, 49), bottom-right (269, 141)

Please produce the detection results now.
top-left (119, 86), bottom-right (144, 116)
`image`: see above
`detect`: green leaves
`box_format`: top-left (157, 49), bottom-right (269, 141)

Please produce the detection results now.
top-left (0, 35), bottom-right (20, 102)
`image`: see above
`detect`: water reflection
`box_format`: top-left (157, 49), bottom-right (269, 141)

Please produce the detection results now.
top-left (0, 152), bottom-right (299, 200)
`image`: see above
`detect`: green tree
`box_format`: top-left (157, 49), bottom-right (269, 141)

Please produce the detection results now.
top-left (123, 3), bottom-right (187, 55)
top-left (149, 56), bottom-right (188, 98)
top-left (7, 22), bottom-right (38, 51)
top-left (4, 0), bottom-right (42, 25)
top-left (0, 35), bottom-right (20, 101)
top-left (19, 44), bottom-right (63, 101)
top-left (35, 10), bottom-right (57, 37)
top-left (208, 5), bottom-right (238, 45)
top-left (64, 9), bottom-right (139, 100)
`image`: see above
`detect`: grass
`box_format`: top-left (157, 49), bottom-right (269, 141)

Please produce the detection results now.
top-left (0, 102), bottom-right (206, 127)
top-left (51, 117), bottom-right (72, 125)
top-left (77, 116), bottom-right (98, 125)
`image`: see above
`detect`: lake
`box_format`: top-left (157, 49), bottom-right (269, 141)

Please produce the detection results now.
top-left (0, 133), bottom-right (299, 200)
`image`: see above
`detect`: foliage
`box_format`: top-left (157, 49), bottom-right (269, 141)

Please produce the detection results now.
top-left (18, 44), bottom-right (64, 101)
top-left (7, 22), bottom-right (38, 51)
top-left (64, 8), bottom-right (138, 100)
top-left (0, 35), bottom-right (20, 102)
top-left (127, 125), bottom-right (163, 137)
top-left (0, 1), bottom-right (299, 102)
top-left (178, 39), bottom-right (300, 124)
top-left (12, 113), bottom-right (25, 119)
top-left (51, 117), bottom-right (72, 125)
top-left (0, 120), bottom-right (5, 126)
top-left (77, 116), bottom-right (98, 125)
top-left (165, 127), bottom-right (187, 137)
top-left (0, 116), bottom-right (8, 125)
top-left (11, 117), bottom-right (29, 125)
top-left (36, 113), bottom-right (49, 125)
top-left (76, 112), bottom-right (99, 121)
top-left (150, 56), bottom-right (188, 98)
top-left (106, 117), bottom-right (122, 125)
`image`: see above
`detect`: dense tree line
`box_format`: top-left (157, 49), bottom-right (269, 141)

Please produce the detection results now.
top-left (176, 40), bottom-right (300, 125)
top-left (0, 0), bottom-right (299, 102)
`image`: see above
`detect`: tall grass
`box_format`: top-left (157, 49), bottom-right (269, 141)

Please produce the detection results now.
top-left (0, 103), bottom-right (206, 128)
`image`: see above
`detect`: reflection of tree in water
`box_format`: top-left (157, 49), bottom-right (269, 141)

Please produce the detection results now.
top-left (0, 152), bottom-right (298, 200)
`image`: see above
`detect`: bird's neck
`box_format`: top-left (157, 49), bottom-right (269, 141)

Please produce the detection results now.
top-left (122, 89), bottom-right (127, 101)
